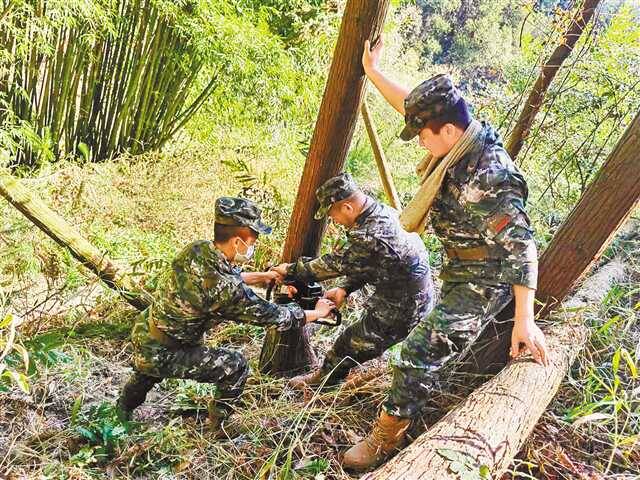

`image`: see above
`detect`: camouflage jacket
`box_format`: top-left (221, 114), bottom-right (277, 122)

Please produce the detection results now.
top-left (131, 241), bottom-right (305, 348)
top-left (287, 199), bottom-right (432, 303)
top-left (430, 121), bottom-right (538, 289)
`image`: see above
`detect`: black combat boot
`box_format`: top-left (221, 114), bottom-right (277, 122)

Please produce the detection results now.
top-left (116, 372), bottom-right (160, 420)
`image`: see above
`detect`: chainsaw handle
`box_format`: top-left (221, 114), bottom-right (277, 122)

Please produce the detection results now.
top-left (315, 308), bottom-right (342, 327)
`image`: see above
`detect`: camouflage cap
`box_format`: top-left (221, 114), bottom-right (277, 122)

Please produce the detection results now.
top-left (215, 197), bottom-right (272, 234)
top-left (400, 73), bottom-right (462, 141)
top-left (314, 173), bottom-right (359, 220)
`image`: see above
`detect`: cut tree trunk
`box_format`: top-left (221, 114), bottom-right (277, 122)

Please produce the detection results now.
top-left (362, 98), bottom-right (401, 210)
top-left (259, 0), bottom-right (390, 375)
top-left (460, 109), bottom-right (640, 375)
top-left (506, 0), bottom-right (601, 160)
top-left (0, 169), bottom-right (150, 310)
top-left (364, 251), bottom-right (627, 480)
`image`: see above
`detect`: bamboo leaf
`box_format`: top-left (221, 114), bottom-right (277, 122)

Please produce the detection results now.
top-left (0, 314), bottom-right (13, 329)
top-left (7, 370), bottom-right (30, 393)
top-left (71, 395), bottom-right (83, 425)
top-left (13, 343), bottom-right (29, 371)
top-left (78, 142), bottom-right (91, 162)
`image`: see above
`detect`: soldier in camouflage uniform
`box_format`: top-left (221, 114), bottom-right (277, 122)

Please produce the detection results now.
top-left (335, 38), bottom-right (550, 471)
top-left (117, 197), bottom-right (335, 421)
top-left (272, 173), bottom-right (435, 389)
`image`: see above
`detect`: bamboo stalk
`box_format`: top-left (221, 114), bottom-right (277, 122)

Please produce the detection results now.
top-left (4, 0), bottom-right (216, 165)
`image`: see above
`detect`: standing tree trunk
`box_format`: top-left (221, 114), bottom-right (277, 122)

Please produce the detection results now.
top-left (461, 110), bottom-right (640, 375)
top-left (259, 0), bottom-right (391, 375)
top-left (535, 110), bottom-right (640, 314)
top-left (506, 0), bottom-right (601, 160)
top-left (0, 168), bottom-right (150, 311)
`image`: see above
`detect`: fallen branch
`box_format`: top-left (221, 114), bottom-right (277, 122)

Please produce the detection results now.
top-left (0, 168), bottom-right (150, 310)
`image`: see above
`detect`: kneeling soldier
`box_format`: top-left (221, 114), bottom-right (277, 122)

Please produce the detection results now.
top-left (117, 197), bottom-right (334, 420)
top-left (273, 173), bottom-right (435, 389)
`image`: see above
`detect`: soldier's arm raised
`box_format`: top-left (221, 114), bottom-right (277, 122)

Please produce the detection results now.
top-left (362, 37), bottom-right (410, 115)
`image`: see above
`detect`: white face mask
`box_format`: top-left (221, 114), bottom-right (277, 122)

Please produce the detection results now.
top-left (233, 238), bottom-right (255, 264)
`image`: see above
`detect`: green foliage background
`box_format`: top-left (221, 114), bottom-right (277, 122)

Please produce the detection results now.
top-left (1, 0), bottom-right (640, 478)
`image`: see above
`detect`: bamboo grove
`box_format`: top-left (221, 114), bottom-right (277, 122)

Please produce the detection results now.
top-left (0, 0), bottom-right (217, 167)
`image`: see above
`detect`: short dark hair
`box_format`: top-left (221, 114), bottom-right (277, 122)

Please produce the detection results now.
top-left (425, 98), bottom-right (472, 134)
top-left (213, 223), bottom-right (257, 243)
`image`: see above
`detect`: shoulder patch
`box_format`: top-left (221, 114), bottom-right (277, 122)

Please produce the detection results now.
top-left (487, 213), bottom-right (512, 235)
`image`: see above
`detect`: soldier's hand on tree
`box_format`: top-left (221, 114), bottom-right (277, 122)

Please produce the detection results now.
top-left (510, 320), bottom-right (549, 367)
top-left (241, 270), bottom-right (283, 286)
top-left (362, 35), bottom-right (384, 74)
top-left (263, 270), bottom-right (284, 285)
top-left (324, 287), bottom-right (347, 308)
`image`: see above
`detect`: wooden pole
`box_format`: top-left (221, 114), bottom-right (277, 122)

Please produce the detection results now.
top-left (506, 0), bottom-right (601, 160)
top-left (259, 0), bottom-right (391, 375)
top-left (460, 109), bottom-right (640, 375)
top-left (361, 98), bottom-right (401, 210)
top-left (0, 169), bottom-right (150, 311)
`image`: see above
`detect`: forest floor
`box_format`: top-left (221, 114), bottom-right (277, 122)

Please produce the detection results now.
top-left (1, 156), bottom-right (639, 480)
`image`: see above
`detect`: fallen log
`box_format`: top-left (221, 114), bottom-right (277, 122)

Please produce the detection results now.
top-left (363, 250), bottom-right (629, 480)
top-left (0, 168), bottom-right (150, 310)
top-left (363, 320), bottom-right (588, 480)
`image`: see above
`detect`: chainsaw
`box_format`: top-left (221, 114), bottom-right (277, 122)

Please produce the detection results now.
top-left (266, 277), bottom-right (342, 327)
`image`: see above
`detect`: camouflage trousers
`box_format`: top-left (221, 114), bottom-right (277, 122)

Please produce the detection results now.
top-left (383, 280), bottom-right (513, 418)
top-left (320, 281), bottom-right (435, 384)
top-left (119, 343), bottom-right (249, 412)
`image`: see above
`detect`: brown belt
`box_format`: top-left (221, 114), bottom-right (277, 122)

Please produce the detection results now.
top-left (446, 246), bottom-right (492, 261)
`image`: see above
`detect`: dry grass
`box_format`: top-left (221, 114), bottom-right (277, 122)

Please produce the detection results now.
top-left (1, 151), bottom-right (639, 479)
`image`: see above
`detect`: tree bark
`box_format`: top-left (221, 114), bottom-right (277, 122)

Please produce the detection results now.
top-left (362, 98), bottom-right (401, 210)
top-left (535, 110), bottom-right (640, 314)
top-left (259, 0), bottom-right (390, 375)
top-left (460, 109), bottom-right (640, 375)
top-left (0, 169), bottom-right (150, 311)
top-left (506, 0), bottom-right (601, 160)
